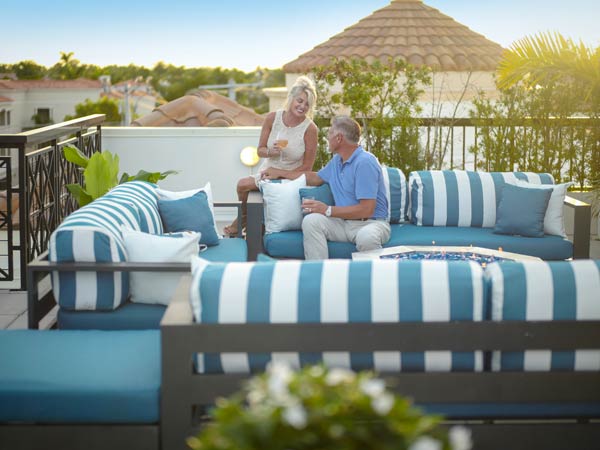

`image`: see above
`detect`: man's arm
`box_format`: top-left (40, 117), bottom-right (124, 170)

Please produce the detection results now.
top-left (305, 198), bottom-right (376, 219)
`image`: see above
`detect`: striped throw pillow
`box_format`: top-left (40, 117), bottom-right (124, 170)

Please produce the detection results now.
top-left (381, 166), bottom-right (409, 223)
top-left (190, 257), bottom-right (485, 374)
top-left (487, 260), bottom-right (600, 371)
top-left (50, 184), bottom-right (159, 311)
top-left (409, 170), bottom-right (554, 227)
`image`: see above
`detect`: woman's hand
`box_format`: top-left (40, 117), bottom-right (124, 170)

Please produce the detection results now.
top-left (261, 167), bottom-right (282, 180)
top-left (268, 142), bottom-right (282, 158)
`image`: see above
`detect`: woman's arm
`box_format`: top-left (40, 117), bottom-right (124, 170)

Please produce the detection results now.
top-left (256, 112), bottom-right (278, 158)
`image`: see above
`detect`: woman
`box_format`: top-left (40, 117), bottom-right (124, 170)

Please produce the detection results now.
top-left (224, 76), bottom-right (318, 236)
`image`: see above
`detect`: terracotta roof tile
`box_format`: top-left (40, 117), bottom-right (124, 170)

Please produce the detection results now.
top-left (0, 95), bottom-right (13, 102)
top-left (283, 0), bottom-right (503, 73)
top-left (132, 90), bottom-right (264, 127)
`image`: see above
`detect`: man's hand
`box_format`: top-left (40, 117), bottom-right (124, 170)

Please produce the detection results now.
top-left (302, 198), bottom-right (327, 215)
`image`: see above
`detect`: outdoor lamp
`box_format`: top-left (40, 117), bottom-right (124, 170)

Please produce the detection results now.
top-left (240, 146), bottom-right (259, 167)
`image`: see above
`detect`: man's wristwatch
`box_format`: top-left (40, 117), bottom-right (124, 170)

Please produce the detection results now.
top-left (325, 206), bottom-right (332, 217)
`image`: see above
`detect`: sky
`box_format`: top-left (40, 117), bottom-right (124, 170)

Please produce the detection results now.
top-left (3, 0), bottom-right (599, 72)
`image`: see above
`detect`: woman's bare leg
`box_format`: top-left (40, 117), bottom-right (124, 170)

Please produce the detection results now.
top-left (224, 176), bottom-right (258, 236)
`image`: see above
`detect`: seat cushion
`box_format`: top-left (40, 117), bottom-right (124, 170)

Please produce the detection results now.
top-left (58, 301), bottom-right (166, 330)
top-left (0, 330), bottom-right (160, 423)
top-left (264, 224), bottom-right (573, 260)
top-left (190, 258), bottom-right (485, 374)
top-left (201, 237), bottom-right (247, 262)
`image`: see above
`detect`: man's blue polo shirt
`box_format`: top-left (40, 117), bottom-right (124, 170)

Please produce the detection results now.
top-left (317, 146), bottom-right (388, 219)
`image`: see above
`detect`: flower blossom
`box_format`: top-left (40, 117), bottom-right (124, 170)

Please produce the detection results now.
top-left (409, 436), bottom-right (442, 450)
top-left (449, 426), bottom-right (472, 450)
top-left (282, 403), bottom-right (307, 429)
top-left (325, 368), bottom-right (355, 386)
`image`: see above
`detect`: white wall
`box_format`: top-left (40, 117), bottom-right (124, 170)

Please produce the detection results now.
top-left (102, 126), bottom-right (263, 221)
top-left (23, 88), bottom-right (102, 125)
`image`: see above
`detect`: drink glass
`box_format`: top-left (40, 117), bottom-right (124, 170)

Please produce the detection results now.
top-left (302, 196), bottom-right (315, 215)
top-left (276, 131), bottom-right (288, 162)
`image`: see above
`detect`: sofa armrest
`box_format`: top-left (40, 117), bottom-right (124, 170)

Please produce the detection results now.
top-left (245, 191), bottom-right (265, 261)
top-left (27, 252), bottom-right (190, 330)
top-left (564, 195), bottom-right (591, 259)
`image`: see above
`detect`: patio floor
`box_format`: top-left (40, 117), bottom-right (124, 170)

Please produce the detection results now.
top-left (1, 236), bottom-right (599, 330)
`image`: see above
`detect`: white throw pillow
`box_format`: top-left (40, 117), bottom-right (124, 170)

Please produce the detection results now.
top-left (512, 180), bottom-right (573, 237)
top-left (122, 226), bottom-right (200, 305)
top-left (260, 175), bottom-right (307, 233)
top-left (156, 182), bottom-right (221, 238)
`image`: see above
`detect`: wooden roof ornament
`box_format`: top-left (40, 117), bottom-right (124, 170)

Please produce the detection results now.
top-left (283, 0), bottom-right (504, 73)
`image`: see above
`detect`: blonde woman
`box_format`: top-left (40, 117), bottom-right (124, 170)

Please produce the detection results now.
top-left (224, 76), bottom-right (318, 237)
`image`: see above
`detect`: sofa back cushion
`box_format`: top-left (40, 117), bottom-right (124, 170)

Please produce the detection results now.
top-left (487, 260), bottom-right (600, 371)
top-left (50, 181), bottom-right (160, 311)
top-left (190, 258), bottom-right (486, 374)
top-left (409, 170), bottom-right (554, 227)
top-left (381, 166), bottom-right (409, 223)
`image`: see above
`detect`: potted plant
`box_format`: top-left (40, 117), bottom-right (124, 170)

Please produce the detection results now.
top-left (187, 363), bottom-right (471, 450)
top-left (63, 145), bottom-right (177, 207)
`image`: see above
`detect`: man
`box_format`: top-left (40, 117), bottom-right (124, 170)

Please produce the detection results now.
top-left (262, 115), bottom-right (390, 259)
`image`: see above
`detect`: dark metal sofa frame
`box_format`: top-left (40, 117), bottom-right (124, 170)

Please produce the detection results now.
top-left (244, 191), bottom-right (592, 261)
top-left (161, 276), bottom-right (600, 450)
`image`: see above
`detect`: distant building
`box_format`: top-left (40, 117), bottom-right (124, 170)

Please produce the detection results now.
top-left (132, 90), bottom-right (264, 127)
top-left (0, 78), bottom-right (102, 132)
top-left (266, 0), bottom-right (504, 116)
top-left (106, 78), bottom-right (161, 124)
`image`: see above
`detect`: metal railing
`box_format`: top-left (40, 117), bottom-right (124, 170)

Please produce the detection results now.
top-left (0, 114), bottom-right (105, 290)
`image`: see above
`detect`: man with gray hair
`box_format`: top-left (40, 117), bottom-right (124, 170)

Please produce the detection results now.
top-left (265, 116), bottom-right (390, 259)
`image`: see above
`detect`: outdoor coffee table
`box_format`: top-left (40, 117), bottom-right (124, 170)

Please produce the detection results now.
top-left (352, 245), bottom-right (541, 266)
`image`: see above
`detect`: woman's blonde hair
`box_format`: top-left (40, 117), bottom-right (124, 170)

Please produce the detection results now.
top-left (284, 75), bottom-right (317, 118)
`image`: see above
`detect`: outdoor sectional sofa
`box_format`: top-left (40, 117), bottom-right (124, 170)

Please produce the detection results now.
top-left (2, 257), bottom-right (600, 449)
top-left (244, 169), bottom-right (591, 261)
top-left (27, 180), bottom-right (248, 330)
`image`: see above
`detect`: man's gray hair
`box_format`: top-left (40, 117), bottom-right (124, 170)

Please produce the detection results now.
top-left (331, 116), bottom-right (361, 144)
top-left (284, 76), bottom-right (317, 118)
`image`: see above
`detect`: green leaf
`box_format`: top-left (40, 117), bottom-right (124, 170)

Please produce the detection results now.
top-left (66, 184), bottom-right (93, 207)
top-left (83, 151), bottom-right (119, 200)
top-left (130, 169), bottom-right (179, 184)
top-left (119, 172), bottom-right (131, 184)
top-left (63, 145), bottom-right (89, 168)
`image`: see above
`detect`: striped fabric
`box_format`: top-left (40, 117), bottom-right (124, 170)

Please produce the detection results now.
top-left (487, 260), bottom-right (600, 371)
top-left (409, 170), bottom-right (554, 227)
top-left (381, 166), bottom-right (409, 223)
top-left (190, 257), bottom-right (485, 374)
top-left (50, 182), bottom-right (160, 311)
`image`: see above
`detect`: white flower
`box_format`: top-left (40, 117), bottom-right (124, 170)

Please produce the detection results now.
top-left (282, 403), bottom-right (307, 429)
top-left (360, 378), bottom-right (386, 398)
top-left (449, 426), bottom-right (472, 450)
top-left (325, 368), bottom-right (355, 386)
top-left (371, 392), bottom-right (394, 415)
top-left (409, 436), bottom-right (442, 450)
top-left (267, 362), bottom-right (293, 401)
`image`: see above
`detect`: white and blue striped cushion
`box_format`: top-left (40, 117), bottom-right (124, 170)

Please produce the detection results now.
top-left (50, 185), bottom-right (157, 310)
top-left (105, 181), bottom-right (162, 234)
top-left (381, 166), bottom-right (409, 223)
top-left (487, 260), bottom-right (600, 371)
top-left (409, 170), bottom-right (554, 227)
top-left (190, 258), bottom-right (485, 374)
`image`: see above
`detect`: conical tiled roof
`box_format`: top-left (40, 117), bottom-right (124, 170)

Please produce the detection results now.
top-left (283, 0), bottom-right (504, 73)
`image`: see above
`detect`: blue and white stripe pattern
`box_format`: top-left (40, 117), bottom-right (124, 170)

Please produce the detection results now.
top-left (49, 182), bottom-right (160, 311)
top-left (409, 170), bottom-right (554, 227)
top-left (487, 260), bottom-right (600, 371)
top-left (104, 181), bottom-right (162, 234)
top-left (381, 166), bottom-right (409, 223)
top-left (190, 258), bottom-right (485, 374)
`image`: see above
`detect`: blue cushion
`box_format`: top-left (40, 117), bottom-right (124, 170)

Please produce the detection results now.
top-left (382, 166), bottom-right (409, 223)
top-left (158, 190), bottom-right (220, 246)
top-left (409, 170), bottom-right (554, 227)
top-left (0, 330), bottom-right (160, 423)
top-left (264, 224), bottom-right (573, 260)
top-left (190, 258), bottom-right (485, 374)
top-left (487, 260), bottom-right (600, 371)
top-left (58, 301), bottom-right (166, 330)
top-left (494, 183), bottom-right (552, 237)
top-left (201, 237), bottom-right (247, 262)
top-left (299, 184), bottom-right (334, 206)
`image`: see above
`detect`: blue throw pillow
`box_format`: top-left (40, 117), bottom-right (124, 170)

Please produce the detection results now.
top-left (158, 191), bottom-right (220, 246)
top-left (299, 183), bottom-right (335, 206)
top-left (494, 183), bottom-right (552, 238)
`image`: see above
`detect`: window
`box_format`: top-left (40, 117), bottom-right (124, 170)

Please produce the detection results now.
top-left (6, 110), bottom-right (9, 125)
top-left (34, 108), bottom-right (51, 124)
top-left (0, 110), bottom-right (5, 126)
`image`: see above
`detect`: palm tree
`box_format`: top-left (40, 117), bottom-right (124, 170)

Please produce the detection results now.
top-left (496, 32), bottom-right (600, 113)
